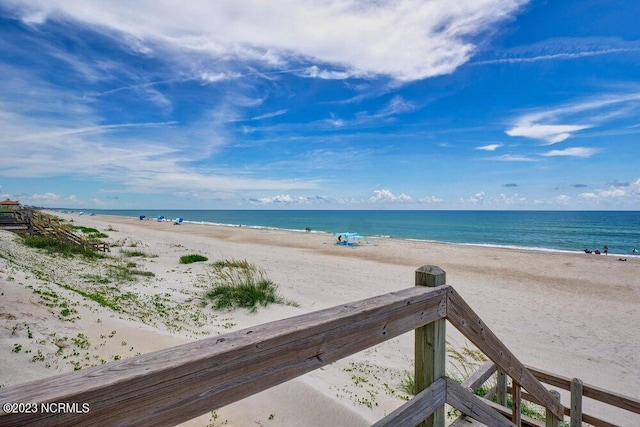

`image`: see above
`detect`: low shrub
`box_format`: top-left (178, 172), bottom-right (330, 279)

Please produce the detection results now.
top-left (180, 254), bottom-right (208, 264)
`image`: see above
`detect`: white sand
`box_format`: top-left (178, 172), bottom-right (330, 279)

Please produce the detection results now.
top-left (1, 212), bottom-right (638, 426)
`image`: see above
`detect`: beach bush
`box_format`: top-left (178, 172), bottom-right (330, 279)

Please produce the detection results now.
top-left (180, 254), bottom-right (208, 264)
top-left (203, 260), bottom-right (290, 312)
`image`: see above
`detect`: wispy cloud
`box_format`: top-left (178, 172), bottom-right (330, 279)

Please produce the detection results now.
top-left (248, 109), bottom-right (288, 121)
top-left (476, 143), bottom-right (502, 151)
top-left (541, 147), bottom-right (599, 158)
top-left (506, 124), bottom-right (591, 145)
top-left (505, 92), bottom-right (640, 144)
top-left (3, 0), bottom-right (528, 82)
top-left (490, 154), bottom-right (537, 162)
top-left (473, 37), bottom-right (640, 66)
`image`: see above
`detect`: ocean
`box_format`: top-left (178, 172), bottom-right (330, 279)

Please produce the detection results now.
top-left (65, 209), bottom-right (640, 257)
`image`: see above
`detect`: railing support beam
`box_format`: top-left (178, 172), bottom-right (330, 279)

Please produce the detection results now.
top-left (571, 378), bottom-right (583, 427)
top-left (546, 390), bottom-right (561, 427)
top-left (415, 265), bottom-right (447, 427)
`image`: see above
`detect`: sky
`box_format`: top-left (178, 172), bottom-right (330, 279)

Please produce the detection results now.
top-left (1, 0), bottom-right (639, 210)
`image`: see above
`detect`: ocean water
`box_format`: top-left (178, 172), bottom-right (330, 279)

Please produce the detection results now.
top-left (66, 209), bottom-right (640, 257)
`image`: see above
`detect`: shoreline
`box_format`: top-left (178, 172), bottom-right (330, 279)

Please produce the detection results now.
top-left (46, 210), bottom-right (640, 258)
top-left (2, 211), bottom-right (639, 425)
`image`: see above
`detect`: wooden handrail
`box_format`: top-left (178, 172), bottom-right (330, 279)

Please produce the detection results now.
top-left (0, 286), bottom-right (449, 426)
top-left (446, 289), bottom-right (564, 419)
top-left (526, 366), bottom-right (640, 416)
top-left (1, 264), bottom-right (632, 426)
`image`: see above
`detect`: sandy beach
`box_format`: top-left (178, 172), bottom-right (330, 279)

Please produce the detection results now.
top-left (1, 212), bottom-right (639, 426)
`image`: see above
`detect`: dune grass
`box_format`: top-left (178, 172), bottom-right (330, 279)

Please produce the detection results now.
top-left (69, 225), bottom-right (108, 239)
top-left (21, 235), bottom-right (103, 259)
top-left (202, 259), bottom-right (294, 312)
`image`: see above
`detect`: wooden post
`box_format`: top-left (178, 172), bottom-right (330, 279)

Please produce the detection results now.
top-left (415, 265), bottom-right (446, 427)
top-left (496, 369), bottom-right (508, 407)
top-left (512, 382), bottom-right (522, 426)
top-left (546, 390), bottom-right (561, 427)
top-left (570, 378), bottom-right (583, 427)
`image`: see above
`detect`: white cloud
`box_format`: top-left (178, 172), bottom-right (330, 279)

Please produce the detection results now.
top-left (467, 191), bottom-right (485, 204)
top-left (30, 193), bottom-right (60, 202)
top-left (200, 72), bottom-right (242, 82)
top-left (4, 0), bottom-right (528, 82)
top-left (506, 124), bottom-right (590, 144)
top-left (418, 196), bottom-right (444, 204)
top-left (251, 194), bottom-right (310, 204)
top-left (505, 92), bottom-right (640, 145)
top-left (541, 147), bottom-right (599, 158)
top-left (473, 37), bottom-right (640, 65)
top-left (578, 179), bottom-right (640, 201)
top-left (490, 154), bottom-right (537, 162)
top-left (476, 143), bottom-right (502, 151)
top-left (370, 189), bottom-right (412, 203)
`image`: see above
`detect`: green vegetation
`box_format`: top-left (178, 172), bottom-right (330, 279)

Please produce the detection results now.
top-left (400, 342), bottom-right (551, 423)
top-left (69, 225), bottom-right (108, 239)
top-left (21, 235), bottom-right (102, 259)
top-left (202, 259), bottom-right (294, 312)
top-left (120, 249), bottom-right (148, 257)
top-left (212, 259), bottom-right (251, 269)
top-left (180, 254), bottom-right (209, 264)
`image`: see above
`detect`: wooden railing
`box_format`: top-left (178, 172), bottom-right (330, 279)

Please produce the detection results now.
top-left (0, 266), bottom-right (637, 426)
top-left (9, 210), bottom-right (110, 252)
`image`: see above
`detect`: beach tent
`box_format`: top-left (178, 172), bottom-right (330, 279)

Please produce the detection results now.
top-left (174, 217), bottom-right (183, 225)
top-left (156, 215), bottom-right (165, 221)
top-left (333, 232), bottom-right (361, 246)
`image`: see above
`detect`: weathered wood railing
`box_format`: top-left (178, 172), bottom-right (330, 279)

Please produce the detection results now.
top-left (0, 266), bottom-right (637, 426)
top-left (9, 210), bottom-right (110, 252)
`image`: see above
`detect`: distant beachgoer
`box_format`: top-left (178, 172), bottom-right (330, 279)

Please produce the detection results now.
top-left (633, 248), bottom-right (637, 254)
top-left (305, 227), bottom-right (311, 233)
top-left (337, 235), bottom-right (342, 243)
top-left (594, 249), bottom-right (601, 255)
top-left (618, 258), bottom-right (627, 261)
top-left (583, 248), bottom-right (592, 254)
top-left (603, 245), bottom-right (608, 255)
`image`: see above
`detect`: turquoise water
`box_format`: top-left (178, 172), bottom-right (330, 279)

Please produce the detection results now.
top-left (64, 209), bottom-right (640, 256)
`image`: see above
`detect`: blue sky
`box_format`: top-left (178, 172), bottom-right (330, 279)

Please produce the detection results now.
top-left (1, 0), bottom-right (639, 210)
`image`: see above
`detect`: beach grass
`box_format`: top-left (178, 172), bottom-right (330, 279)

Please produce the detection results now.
top-left (68, 225), bottom-right (108, 239)
top-left (21, 235), bottom-right (103, 259)
top-left (203, 259), bottom-right (292, 312)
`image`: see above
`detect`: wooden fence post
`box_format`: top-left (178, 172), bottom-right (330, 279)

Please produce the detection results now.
top-left (546, 390), bottom-right (561, 427)
top-left (415, 265), bottom-right (446, 427)
top-left (496, 369), bottom-right (508, 407)
top-left (512, 382), bottom-right (522, 426)
top-left (570, 378), bottom-right (583, 427)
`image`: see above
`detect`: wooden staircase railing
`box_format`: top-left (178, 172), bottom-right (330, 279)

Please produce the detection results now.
top-left (0, 266), bottom-right (637, 427)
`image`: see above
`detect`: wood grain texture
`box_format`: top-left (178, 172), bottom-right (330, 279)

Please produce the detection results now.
top-left (446, 377), bottom-right (516, 427)
top-left (372, 377), bottom-right (446, 427)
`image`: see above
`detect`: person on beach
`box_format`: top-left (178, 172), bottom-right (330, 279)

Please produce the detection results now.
top-left (633, 248), bottom-right (637, 254)
top-left (603, 245), bottom-right (608, 255)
